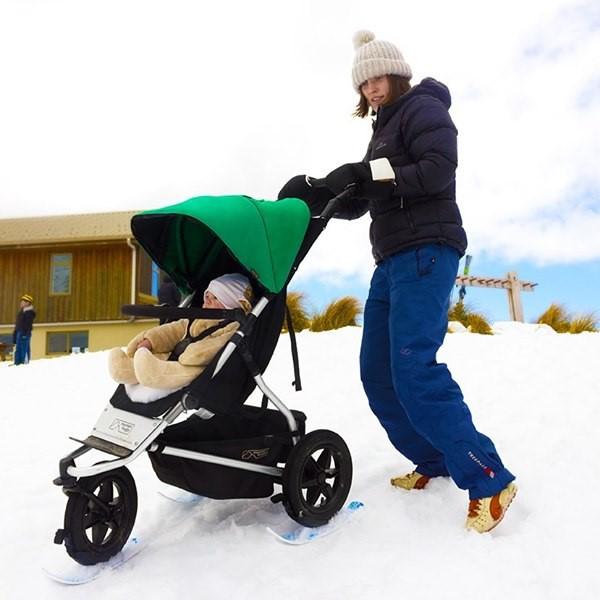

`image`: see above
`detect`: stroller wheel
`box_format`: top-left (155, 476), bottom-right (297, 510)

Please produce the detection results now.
top-left (282, 429), bottom-right (352, 527)
top-left (63, 467), bottom-right (137, 565)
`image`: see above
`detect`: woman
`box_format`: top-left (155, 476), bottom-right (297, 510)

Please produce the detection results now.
top-left (280, 31), bottom-right (516, 533)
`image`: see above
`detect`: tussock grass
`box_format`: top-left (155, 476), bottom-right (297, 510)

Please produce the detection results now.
top-left (569, 313), bottom-right (598, 333)
top-left (282, 291), bottom-right (312, 333)
top-left (310, 297), bottom-right (363, 332)
top-left (536, 303), bottom-right (571, 332)
top-left (448, 301), bottom-right (492, 335)
top-left (537, 303), bottom-right (598, 333)
top-left (465, 313), bottom-right (493, 335)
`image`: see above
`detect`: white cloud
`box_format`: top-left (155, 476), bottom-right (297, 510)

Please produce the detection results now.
top-left (1, 0), bottom-right (598, 286)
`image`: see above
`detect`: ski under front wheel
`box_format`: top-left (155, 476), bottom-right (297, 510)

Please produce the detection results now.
top-left (282, 429), bottom-right (352, 527)
top-left (63, 466), bottom-right (138, 565)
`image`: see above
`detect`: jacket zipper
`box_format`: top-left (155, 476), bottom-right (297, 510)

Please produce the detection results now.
top-left (400, 197), bottom-right (416, 233)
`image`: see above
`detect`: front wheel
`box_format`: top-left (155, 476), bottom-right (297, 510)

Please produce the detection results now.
top-left (282, 429), bottom-right (352, 527)
top-left (63, 467), bottom-right (137, 565)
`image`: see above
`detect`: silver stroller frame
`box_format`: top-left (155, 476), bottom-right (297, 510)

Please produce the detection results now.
top-left (57, 296), bottom-right (298, 483)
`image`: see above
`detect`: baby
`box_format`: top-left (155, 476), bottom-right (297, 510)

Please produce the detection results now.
top-left (108, 273), bottom-right (254, 391)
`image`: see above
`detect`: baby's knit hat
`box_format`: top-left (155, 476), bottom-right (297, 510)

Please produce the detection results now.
top-left (207, 273), bottom-right (253, 311)
top-left (352, 30), bottom-right (412, 92)
top-left (21, 293), bottom-right (34, 304)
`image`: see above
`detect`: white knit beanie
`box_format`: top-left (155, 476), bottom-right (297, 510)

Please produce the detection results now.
top-left (352, 30), bottom-right (412, 92)
top-left (207, 273), bottom-right (253, 311)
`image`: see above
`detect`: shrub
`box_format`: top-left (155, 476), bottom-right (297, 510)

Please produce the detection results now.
top-left (465, 313), bottom-right (493, 335)
top-left (448, 300), bottom-right (470, 324)
top-left (537, 303), bottom-right (598, 333)
top-left (282, 291), bottom-right (312, 333)
top-left (310, 297), bottom-right (363, 332)
top-left (448, 301), bottom-right (492, 335)
top-left (536, 303), bottom-right (571, 333)
top-left (569, 313), bottom-right (598, 333)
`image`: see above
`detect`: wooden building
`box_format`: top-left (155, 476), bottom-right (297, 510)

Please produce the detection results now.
top-left (0, 211), bottom-right (163, 361)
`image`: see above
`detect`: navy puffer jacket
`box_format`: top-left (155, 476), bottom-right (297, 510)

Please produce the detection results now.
top-left (338, 78), bottom-right (468, 261)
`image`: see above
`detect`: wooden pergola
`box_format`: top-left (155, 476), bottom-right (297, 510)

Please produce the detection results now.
top-left (454, 271), bottom-right (537, 322)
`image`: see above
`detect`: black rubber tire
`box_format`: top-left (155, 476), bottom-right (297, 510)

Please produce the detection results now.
top-left (63, 467), bottom-right (138, 565)
top-left (282, 429), bottom-right (352, 527)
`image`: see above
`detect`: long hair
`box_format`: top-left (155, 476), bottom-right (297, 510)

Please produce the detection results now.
top-left (353, 75), bottom-right (412, 118)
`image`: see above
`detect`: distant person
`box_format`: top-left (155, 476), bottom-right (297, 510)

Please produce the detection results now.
top-left (13, 294), bottom-right (36, 365)
top-left (157, 275), bottom-right (182, 324)
top-left (108, 273), bottom-right (254, 389)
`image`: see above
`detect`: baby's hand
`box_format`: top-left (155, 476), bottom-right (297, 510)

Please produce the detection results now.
top-left (137, 339), bottom-right (153, 351)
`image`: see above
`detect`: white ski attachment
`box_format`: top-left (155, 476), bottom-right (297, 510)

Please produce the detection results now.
top-left (267, 500), bottom-right (364, 545)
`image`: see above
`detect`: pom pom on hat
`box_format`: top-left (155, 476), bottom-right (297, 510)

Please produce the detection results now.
top-left (353, 29), bottom-right (376, 50)
top-left (351, 30), bottom-right (412, 92)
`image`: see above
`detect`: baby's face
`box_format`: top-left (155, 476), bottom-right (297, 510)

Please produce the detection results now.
top-left (203, 290), bottom-right (226, 309)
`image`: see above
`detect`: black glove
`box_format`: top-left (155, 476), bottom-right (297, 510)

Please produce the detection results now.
top-left (277, 174), bottom-right (334, 216)
top-left (277, 174), bottom-right (313, 201)
top-left (325, 162), bottom-right (396, 200)
top-left (324, 163), bottom-right (371, 195)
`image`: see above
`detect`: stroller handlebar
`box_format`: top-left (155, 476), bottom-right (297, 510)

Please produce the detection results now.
top-left (306, 177), bottom-right (360, 221)
top-left (306, 176), bottom-right (327, 188)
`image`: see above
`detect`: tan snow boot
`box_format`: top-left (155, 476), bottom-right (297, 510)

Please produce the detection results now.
top-left (466, 482), bottom-right (517, 533)
top-left (390, 471), bottom-right (432, 490)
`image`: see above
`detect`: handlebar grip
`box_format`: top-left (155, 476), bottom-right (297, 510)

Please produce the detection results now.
top-left (318, 183), bottom-right (360, 220)
top-left (306, 176), bottom-right (327, 188)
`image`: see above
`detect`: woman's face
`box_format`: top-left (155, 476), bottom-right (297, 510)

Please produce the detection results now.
top-left (203, 290), bottom-right (226, 309)
top-left (360, 75), bottom-right (391, 111)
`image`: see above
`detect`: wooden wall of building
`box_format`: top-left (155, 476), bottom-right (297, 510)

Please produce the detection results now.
top-left (0, 242), bottom-right (133, 324)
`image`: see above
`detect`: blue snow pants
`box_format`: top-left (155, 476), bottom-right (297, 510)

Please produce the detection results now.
top-left (359, 244), bottom-right (515, 499)
top-left (13, 333), bottom-right (31, 365)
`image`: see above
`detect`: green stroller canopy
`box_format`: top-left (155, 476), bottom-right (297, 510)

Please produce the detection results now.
top-left (131, 195), bottom-right (311, 294)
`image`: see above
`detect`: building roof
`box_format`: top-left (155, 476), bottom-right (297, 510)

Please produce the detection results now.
top-left (0, 211), bottom-right (140, 246)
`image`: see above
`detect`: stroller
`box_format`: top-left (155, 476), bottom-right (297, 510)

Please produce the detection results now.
top-left (52, 185), bottom-right (356, 566)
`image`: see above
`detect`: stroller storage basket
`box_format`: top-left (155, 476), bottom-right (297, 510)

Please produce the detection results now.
top-left (149, 406), bottom-right (306, 499)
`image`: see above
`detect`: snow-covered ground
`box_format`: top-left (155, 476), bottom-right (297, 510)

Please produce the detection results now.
top-left (1, 323), bottom-right (599, 599)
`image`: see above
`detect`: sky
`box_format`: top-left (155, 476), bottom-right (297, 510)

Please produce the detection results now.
top-left (1, 0), bottom-right (599, 323)
top-left (1, 323), bottom-right (599, 598)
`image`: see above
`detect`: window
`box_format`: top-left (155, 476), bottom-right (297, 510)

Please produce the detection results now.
top-left (151, 262), bottom-right (160, 296)
top-left (0, 334), bottom-right (14, 360)
top-left (50, 253), bottom-right (72, 295)
top-left (138, 251), bottom-right (160, 296)
top-left (47, 331), bottom-right (89, 355)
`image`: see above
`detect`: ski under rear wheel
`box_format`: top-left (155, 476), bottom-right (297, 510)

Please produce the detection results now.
top-left (282, 429), bottom-right (352, 527)
top-left (63, 466), bottom-right (138, 565)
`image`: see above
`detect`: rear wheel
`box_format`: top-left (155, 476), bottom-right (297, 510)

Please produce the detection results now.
top-left (63, 467), bottom-right (137, 565)
top-left (282, 429), bottom-right (352, 527)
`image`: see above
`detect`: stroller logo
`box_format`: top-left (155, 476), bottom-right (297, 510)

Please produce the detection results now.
top-left (241, 448), bottom-right (269, 461)
top-left (109, 419), bottom-right (135, 436)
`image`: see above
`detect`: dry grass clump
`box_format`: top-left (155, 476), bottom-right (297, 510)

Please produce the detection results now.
top-left (283, 291), bottom-right (312, 333)
top-left (464, 313), bottom-right (493, 335)
top-left (536, 303), bottom-right (597, 333)
top-left (310, 297), bottom-right (363, 332)
top-left (569, 314), bottom-right (598, 333)
top-left (448, 301), bottom-right (492, 335)
top-left (282, 293), bottom-right (363, 333)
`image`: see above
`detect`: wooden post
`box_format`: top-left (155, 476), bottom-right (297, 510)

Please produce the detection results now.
top-left (506, 271), bottom-right (524, 322)
top-left (454, 271), bottom-right (537, 322)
